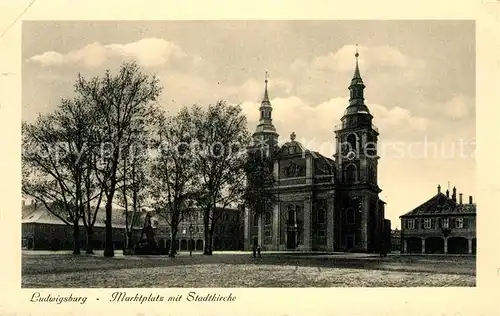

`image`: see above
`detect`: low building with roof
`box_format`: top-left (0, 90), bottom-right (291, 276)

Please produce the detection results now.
top-left (399, 185), bottom-right (476, 254)
top-left (21, 200), bottom-right (145, 250)
top-left (22, 200), bottom-right (244, 252)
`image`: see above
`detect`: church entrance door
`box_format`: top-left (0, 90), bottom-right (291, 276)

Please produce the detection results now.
top-left (286, 231), bottom-right (296, 249)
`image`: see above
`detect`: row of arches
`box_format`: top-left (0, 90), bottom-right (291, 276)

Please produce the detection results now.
top-left (405, 237), bottom-right (476, 254)
top-left (157, 238), bottom-right (237, 251)
top-left (158, 239), bottom-right (204, 251)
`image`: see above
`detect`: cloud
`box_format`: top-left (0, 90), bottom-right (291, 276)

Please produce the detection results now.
top-left (440, 94), bottom-right (474, 120)
top-left (27, 38), bottom-right (196, 69)
top-left (310, 44), bottom-right (426, 73)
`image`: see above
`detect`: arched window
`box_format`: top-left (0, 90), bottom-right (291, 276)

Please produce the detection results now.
top-left (265, 212), bottom-right (272, 225)
top-left (346, 208), bottom-right (355, 224)
top-left (317, 209), bottom-right (326, 224)
top-left (346, 133), bottom-right (357, 152)
top-left (345, 164), bottom-right (357, 183)
top-left (288, 206), bottom-right (296, 226)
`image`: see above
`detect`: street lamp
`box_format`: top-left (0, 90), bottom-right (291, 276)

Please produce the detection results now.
top-left (189, 224), bottom-right (194, 257)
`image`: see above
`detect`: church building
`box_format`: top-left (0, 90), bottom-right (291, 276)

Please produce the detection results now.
top-left (244, 50), bottom-right (389, 252)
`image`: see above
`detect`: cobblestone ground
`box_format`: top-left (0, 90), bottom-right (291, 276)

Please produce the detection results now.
top-left (22, 251), bottom-right (475, 287)
top-left (22, 263), bottom-right (475, 288)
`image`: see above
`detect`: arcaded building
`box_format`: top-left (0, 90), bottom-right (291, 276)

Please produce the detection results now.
top-left (244, 51), bottom-right (389, 252)
top-left (400, 185), bottom-right (476, 254)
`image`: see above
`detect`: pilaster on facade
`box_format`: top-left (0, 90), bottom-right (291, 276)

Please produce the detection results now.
top-left (326, 196), bottom-right (335, 251)
top-left (421, 238), bottom-right (426, 254)
top-left (302, 196), bottom-right (313, 251)
top-left (360, 194), bottom-right (369, 250)
top-left (272, 202), bottom-right (280, 250)
top-left (305, 156), bottom-right (312, 185)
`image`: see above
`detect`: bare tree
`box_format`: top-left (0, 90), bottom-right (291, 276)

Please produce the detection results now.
top-left (116, 124), bottom-right (151, 254)
top-left (191, 101), bottom-right (250, 255)
top-left (22, 98), bottom-right (98, 254)
top-left (150, 108), bottom-right (198, 257)
top-left (75, 61), bottom-right (162, 257)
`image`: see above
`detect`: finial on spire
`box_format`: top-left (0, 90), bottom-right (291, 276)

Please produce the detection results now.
top-left (290, 132), bottom-right (296, 141)
top-left (263, 71), bottom-right (269, 102)
top-left (351, 44), bottom-right (362, 82)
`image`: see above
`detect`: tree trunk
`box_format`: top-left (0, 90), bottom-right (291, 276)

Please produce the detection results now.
top-left (126, 231), bottom-right (133, 250)
top-left (72, 223), bottom-right (81, 255)
top-left (169, 229), bottom-right (178, 257)
top-left (85, 229), bottom-right (94, 254)
top-left (203, 228), bottom-right (213, 255)
top-left (104, 199), bottom-right (114, 257)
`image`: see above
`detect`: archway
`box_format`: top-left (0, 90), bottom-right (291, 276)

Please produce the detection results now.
top-left (180, 239), bottom-right (188, 251)
top-left (425, 237), bottom-right (444, 254)
top-left (406, 237), bottom-right (422, 253)
top-left (448, 237), bottom-right (468, 254)
top-left (50, 239), bottom-right (62, 251)
top-left (188, 239), bottom-right (195, 251)
top-left (196, 239), bottom-right (203, 251)
top-left (158, 239), bottom-right (165, 250)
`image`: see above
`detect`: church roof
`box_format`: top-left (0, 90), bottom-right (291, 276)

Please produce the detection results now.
top-left (277, 132), bottom-right (309, 155)
top-left (400, 192), bottom-right (477, 217)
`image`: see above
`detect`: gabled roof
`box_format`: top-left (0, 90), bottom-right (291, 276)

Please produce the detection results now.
top-left (22, 204), bottom-right (147, 229)
top-left (400, 192), bottom-right (476, 217)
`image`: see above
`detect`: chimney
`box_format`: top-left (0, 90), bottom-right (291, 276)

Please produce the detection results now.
top-left (446, 189), bottom-right (450, 198)
top-left (459, 193), bottom-right (463, 204)
top-left (437, 184), bottom-right (441, 194)
top-left (452, 187), bottom-right (457, 202)
top-left (469, 196), bottom-right (473, 204)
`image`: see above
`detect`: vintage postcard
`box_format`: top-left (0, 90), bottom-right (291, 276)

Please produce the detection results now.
top-left (1, 1), bottom-right (499, 316)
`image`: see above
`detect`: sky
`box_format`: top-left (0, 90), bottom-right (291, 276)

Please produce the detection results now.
top-left (21, 20), bottom-right (476, 228)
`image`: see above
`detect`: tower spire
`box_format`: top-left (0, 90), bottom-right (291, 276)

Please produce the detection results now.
top-left (351, 44), bottom-right (363, 84)
top-left (263, 71), bottom-right (270, 102)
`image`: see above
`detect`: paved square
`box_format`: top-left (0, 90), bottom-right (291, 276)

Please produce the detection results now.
top-left (22, 251), bottom-right (475, 288)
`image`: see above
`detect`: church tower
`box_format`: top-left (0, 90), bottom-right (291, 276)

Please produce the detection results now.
top-left (334, 47), bottom-right (382, 252)
top-left (250, 72), bottom-right (279, 158)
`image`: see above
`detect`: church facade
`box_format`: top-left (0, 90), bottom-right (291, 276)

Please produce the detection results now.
top-left (244, 51), bottom-right (390, 252)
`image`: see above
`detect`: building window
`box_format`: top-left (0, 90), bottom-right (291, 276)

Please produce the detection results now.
top-left (265, 212), bottom-right (272, 225)
top-left (442, 218), bottom-right (449, 228)
top-left (346, 133), bottom-right (357, 152)
top-left (407, 219), bottom-right (415, 229)
top-left (264, 229), bottom-right (272, 237)
top-left (317, 209), bottom-right (326, 224)
top-left (288, 207), bottom-right (296, 226)
top-left (318, 230), bottom-right (325, 237)
top-left (456, 217), bottom-right (463, 228)
top-left (423, 218), bottom-right (432, 229)
top-left (345, 164), bottom-right (357, 183)
top-left (346, 208), bottom-right (355, 225)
